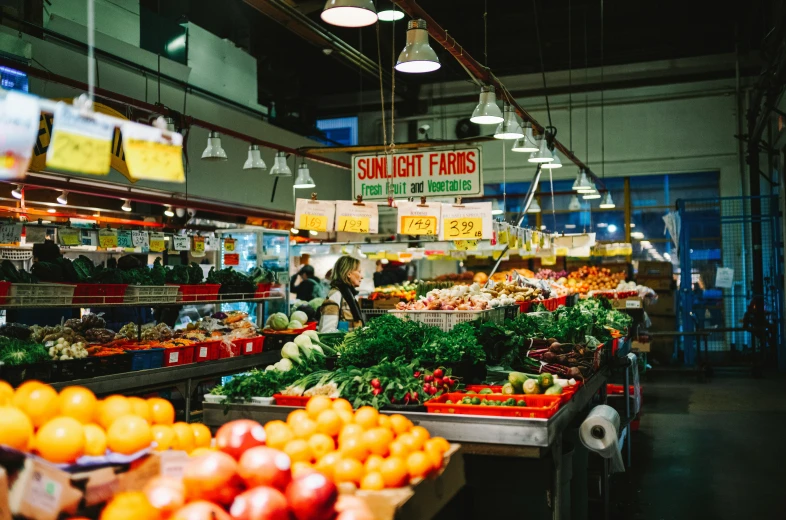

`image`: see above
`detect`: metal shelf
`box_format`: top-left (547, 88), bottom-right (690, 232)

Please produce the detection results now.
top-left (0, 293), bottom-right (284, 309)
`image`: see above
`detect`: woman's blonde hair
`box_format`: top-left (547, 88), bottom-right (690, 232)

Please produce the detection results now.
top-left (331, 256), bottom-right (360, 286)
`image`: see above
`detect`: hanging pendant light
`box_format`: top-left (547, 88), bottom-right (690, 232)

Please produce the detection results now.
top-left (599, 191), bottom-right (616, 209)
top-left (164, 205), bottom-right (175, 217)
top-left (491, 199), bottom-right (504, 216)
top-left (527, 198), bottom-right (542, 213)
top-left (269, 152), bottom-right (292, 176)
top-left (582, 182), bottom-right (601, 200)
top-left (568, 195), bottom-right (582, 211)
top-left (511, 122), bottom-right (539, 152)
top-left (395, 19), bottom-right (440, 73)
top-left (572, 169), bottom-right (593, 192)
top-left (56, 191), bottom-right (68, 205)
top-left (243, 144), bottom-right (267, 170)
top-left (11, 185), bottom-right (22, 199)
top-left (528, 137), bottom-right (554, 163)
top-left (293, 163), bottom-right (316, 189)
top-left (121, 199), bottom-right (132, 212)
top-left (201, 131), bottom-right (227, 161)
top-left (321, 0), bottom-right (377, 28)
top-left (493, 104), bottom-right (524, 140)
top-left (470, 86), bottom-right (504, 125)
top-left (378, 8), bottom-right (404, 21)
top-left (541, 150), bottom-right (562, 169)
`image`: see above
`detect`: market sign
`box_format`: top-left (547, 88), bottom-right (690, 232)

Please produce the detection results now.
top-left (352, 147), bottom-right (483, 201)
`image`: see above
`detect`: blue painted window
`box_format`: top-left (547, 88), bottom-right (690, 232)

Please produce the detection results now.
top-left (315, 117), bottom-right (358, 146)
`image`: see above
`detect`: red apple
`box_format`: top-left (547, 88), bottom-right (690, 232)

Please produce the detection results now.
top-left (216, 420), bottom-right (267, 460)
top-left (171, 501), bottom-right (232, 520)
top-left (229, 486), bottom-right (290, 520)
top-left (238, 447), bottom-right (292, 492)
top-left (182, 451), bottom-right (245, 506)
top-left (285, 472), bottom-right (338, 520)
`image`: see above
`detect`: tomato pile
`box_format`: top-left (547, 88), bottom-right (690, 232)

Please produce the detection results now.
top-left (565, 266), bottom-right (626, 294)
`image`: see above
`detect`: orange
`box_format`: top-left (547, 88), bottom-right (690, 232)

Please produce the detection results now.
top-left (305, 396), bottom-right (333, 419)
top-left (100, 491), bottom-right (160, 520)
top-left (410, 426), bottom-right (431, 444)
top-left (336, 409), bottom-right (354, 426)
top-left (331, 398), bottom-right (353, 413)
top-left (379, 456), bottom-right (408, 488)
top-left (424, 446), bottom-right (444, 471)
top-left (364, 454), bottom-right (384, 474)
top-left (287, 409), bottom-right (310, 427)
top-left (291, 461), bottom-right (315, 478)
top-left (190, 423), bottom-right (212, 449)
top-left (314, 451), bottom-right (342, 480)
top-left (0, 406), bottom-right (33, 451)
top-left (284, 439), bottom-right (313, 463)
top-left (147, 398), bottom-right (175, 425)
top-left (170, 422), bottom-right (194, 453)
top-left (151, 425), bottom-right (175, 451)
top-left (339, 424), bottom-right (365, 444)
top-left (83, 423), bottom-right (107, 456)
top-left (334, 458), bottom-right (364, 485)
top-left (265, 422), bottom-right (294, 450)
top-left (12, 380), bottom-right (45, 406)
top-left (16, 384), bottom-right (58, 428)
top-left (360, 471), bottom-right (385, 491)
top-left (377, 415), bottom-right (391, 430)
top-left (291, 418), bottom-right (317, 439)
top-left (97, 395), bottom-right (132, 430)
top-left (316, 409), bottom-right (342, 437)
top-left (353, 406), bottom-right (379, 429)
top-left (35, 416), bottom-right (85, 463)
top-left (425, 437), bottom-right (450, 455)
top-left (388, 439), bottom-right (409, 459)
top-left (107, 415), bottom-right (152, 455)
top-left (389, 414), bottom-right (412, 436)
top-left (189, 447), bottom-right (213, 458)
top-left (406, 451), bottom-right (433, 479)
top-left (0, 381), bottom-right (14, 405)
top-left (307, 433), bottom-right (335, 460)
top-left (338, 435), bottom-right (368, 462)
top-left (128, 397), bottom-right (151, 422)
top-left (57, 386), bottom-right (98, 424)
top-left (363, 427), bottom-right (394, 457)
top-left (398, 432), bottom-right (423, 452)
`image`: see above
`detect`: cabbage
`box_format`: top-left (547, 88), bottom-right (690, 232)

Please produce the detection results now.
top-left (290, 310), bottom-right (308, 324)
top-left (308, 298), bottom-right (325, 311)
top-left (267, 312), bottom-right (289, 330)
top-left (288, 320), bottom-right (303, 330)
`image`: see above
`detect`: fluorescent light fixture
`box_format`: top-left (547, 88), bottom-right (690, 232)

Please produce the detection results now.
top-left (565, 224), bottom-right (577, 229)
top-left (166, 34), bottom-right (186, 53)
top-left (243, 144), bottom-right (267, 170)
top-left (47, 208), bottom-right (56, 213)
top-left (491, 200), bottom-right (504, 215)
top-left (470, 86), bottom-right (503, 125)
top-left (395, 19), bottom-right (441, 73)
top-left (640, 240), bottom-right (651, 247)
top-left (164, 205), bottom-right (175, 217)
top-left (630, 223), bottom-right (636, 228)
top-left (572, 169), bottom-right (593, 192)
top-left (631, 231), bottom-right (645, 239)
top-left (599, 191), bottom-right (616, 209)
top-left (597, 222), bottom-right (608, 228)
top-left (540, 225), bottom-right (547, 230)
top-left (378, 9), bottom-right (404, 21)
top-left (11, 185), bottom-right (22, 199)
top-left (321, 0), bottom-right (377, 28)
top-left (568, 195), bottom-right (581, 211)
top-left (493, 105), bottom-right (524, 140)
top-left (527, 198), bottom-right (541, 213)
top-left (293, 164), bottom-right (316, 189)
top-left (541, 150), bottom-right (562, 169)
top-left (608, 224), bottom-right (618, 233)
top-left (56, 191), bottom-right (68, 205)
top-left (121, 199), bottom-right (132, 212)
top-left (511, 123), bottom-right (538, 152)
top-left (201, 131), bottom-right (227, 161)
top-left (528, 138), bottom-right (554, 163)
top-left (309, 230), bottom-right (319, 236)
top-left (269, 152), bottom-right (292, 176)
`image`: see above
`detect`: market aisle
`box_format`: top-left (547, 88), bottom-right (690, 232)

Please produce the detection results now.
top-left (610, 374), bottom-right (786, 519)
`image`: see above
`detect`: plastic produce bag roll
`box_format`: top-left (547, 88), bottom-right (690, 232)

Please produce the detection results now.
top-left (579, 404), bottom-right (625, 473)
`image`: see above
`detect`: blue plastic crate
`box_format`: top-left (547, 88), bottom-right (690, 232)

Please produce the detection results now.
top-left (128, 349), bottom-right (165, 371)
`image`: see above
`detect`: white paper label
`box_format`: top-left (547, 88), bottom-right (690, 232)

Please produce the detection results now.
top-left (715, 267), bottom-right (734, 289)
top-left (396, 200), bottom-right (442, 236)
top-left (295, 198), bottom-right (336, 232)
top-left (0, 92), bottom-right (40, 179)
top-left (199, 347), bottom-right (207, 358)
top-left (205, 236), bottom-right (219, 250)
top-left (160, 450), bottom-right (190, 478)
top-left (625, 299), bottom-right (642, 309)
top-left (173, 235), bottom-right (190, 251)
top-left (27, 470), bottom-right (62, 514)
top-left (131, 230), bottom-right (149, 248)
top-left (0, 224), bottom-right (22, 244)
top-left (334, 200), bottom-right (379, 234)
top-left (439, 201), bottom-right (493, 241)
top-left (169, 351), bottom-right (179, 363)
top-left (245, 342), bottom-right (253, 353)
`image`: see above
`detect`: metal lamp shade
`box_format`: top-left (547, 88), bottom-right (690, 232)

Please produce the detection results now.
top-left (599, 191), bottom-right (616, 208)
top-left (201, 131), bottom-right (227, 161)
top-left (582, 182), bottom-right (601, 199)
top-left (528, 137), bottom-right (554, 163)
top-left (541, 151), bottom-right (562, 169)
top-left (511, 123), bottom-right (539, 152)
top-left (573, 169), bottom-right (593, 192)
top-left (395, 20), bottom-right (440, 73)
top-left (293, 164), bottom-right (316, 189)
top-left (321, 0), bottom-right (377, 27)
top-left (568, 195), bottom-right (582, 211)
top-left (470, 86), bottom-right (504, 125)
top-left (269, 152), bottom-right (292, 176)
top-left (527, 198), bottom-right (542, 213)
top-left (243, 144), bottom-right (267, 170)
top-left (494, 105), bottom-right (524, 140)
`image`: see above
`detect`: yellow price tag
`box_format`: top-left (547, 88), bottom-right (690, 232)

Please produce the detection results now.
top-left (454, 240), bottom-right (478, 251)
top-left (443, 217), bottom-right (483, 240)
top-left (299, 214), bottom-right (328, 232)
top-left (98, 230), bottom-right (118, 249)
top-left (124, 139), bottom-right (185, 182)
top-left (401, 216), bottom-right (437, 235)
top-left (59, 228), bottom-right (80, 246)
top-left (498, 229), bottom-right (509, 244)
top-left (224, 238), bottom-right (236, 252)
top-left (47, 130), bottom-right (112, 175)
top-left (192, 236), bottom-right (205, 252)
top-left (337, 216), bottom-right (370, 233)
top-left (149, 233), bottom-right (166, 252)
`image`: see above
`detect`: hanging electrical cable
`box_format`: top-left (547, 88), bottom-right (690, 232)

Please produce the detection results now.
top-left (597, 0), bottom-right (616, 209)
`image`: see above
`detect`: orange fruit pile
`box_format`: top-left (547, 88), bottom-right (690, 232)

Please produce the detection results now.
top-left (269, 396), bottom-right (450, 489)
top-left (0, 380), bottom-right (212, 464)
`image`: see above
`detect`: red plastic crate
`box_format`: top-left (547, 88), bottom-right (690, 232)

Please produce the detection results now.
top-left (518, 301), bottom-right (532, 313)
top-left (234, 336), bottom-right (264, 355)
top-left (0, 281), bottom-right (10, 304)
top-left (464, 382), bottom-right (580, 405)
top-left (425, 392), bottom-right (561, 419)
top-left (195, 340), bottom-right (221, 362)
top-left (72, 283), bottom-right (128, 305)
top-left (607, 384), bottom-right (640, 396)
top-left (218, 340), bottom-right (242, 359)
top-left (305, 322), bottom-right (317, 331)
top-left (174, 284), bottom-right (221, 302)
top-left (162, 345), bottom-right (195, 367)
top-left (273, 394), bottom-right (337, 407)
top-left (255, 283), bottom-right (284, 297)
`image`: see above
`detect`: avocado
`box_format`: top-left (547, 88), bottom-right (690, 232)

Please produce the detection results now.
top-left (501, 383), bottom-right (516, 395)
top-left (538, 373), bottom-right (554, 388)
top-left (544, 384), bottom-right (563, 395)
top-left (523, 378), bottom-right (541, 395)
top-left (479, 388), bottom-right (494, 395)
top-left (508, 371), bottom-right (529, 391)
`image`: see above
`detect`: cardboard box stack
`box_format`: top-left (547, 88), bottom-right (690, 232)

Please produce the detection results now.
top-left (637, 261), bottom-right (676, 361)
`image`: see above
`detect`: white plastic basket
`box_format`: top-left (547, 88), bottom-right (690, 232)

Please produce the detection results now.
top-left (388, 306), bottom-right (505, 331)
top-left (203, 394), bottom-right (226, 404)
top-left (1, 249), bottom-right (32, 261)
top-left (8, 283), bottom-right (76, 306)
top-left (250, 396), bottom-right (275, 405)
top-left (124, 285), bottom-right (179, 304)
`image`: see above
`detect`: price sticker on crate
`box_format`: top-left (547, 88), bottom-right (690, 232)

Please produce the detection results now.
top-left (295, 198), bottom-right (335, 232)
top-left (396, 200), bottom-right (441, 236)
top-left (173, 235), bottom-right (190, 251)
top-left (121, 121), bottom-right (185, 183)
top-left (335, 200), bottom-right (378, 234)
top-left (98, 228), bottom-right (118, 249)
top-left (0, 92), bottom-right (40, 180)
top-left (149, 232), bottom-right (166, 252)
top-left (439, 201), bottom-right (492, 241)
top-left (47, 102), bottom-right (114, 175)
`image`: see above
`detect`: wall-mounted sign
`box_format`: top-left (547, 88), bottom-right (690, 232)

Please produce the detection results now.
top-left (352, 147), bottom-right (483, 201)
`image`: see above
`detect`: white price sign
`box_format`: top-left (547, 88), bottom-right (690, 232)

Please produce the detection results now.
top-left (0, 92), bottom-right (40, 179)
top-left (131, 230), bottom-right (149, 248)
top-left (173, 235), bottom-right (190, 251)
top-left (47, 102), bottom-right (115, 175)
top-left (715, 267), bottom-right (735, 289)
top-left (334, 200), bottom-right (379, 234)
top-left (396, 200), bottom-right (441, 236)
top-left (205, 236), bottom-right (219, 251)
top-left (295, 198), bottom-right (335, 232)
top-left (439, 201), bottom-right (493, 241)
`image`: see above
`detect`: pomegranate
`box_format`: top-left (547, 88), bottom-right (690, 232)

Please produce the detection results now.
top-left (216, 419), bottom-right (267, 460)
top-left (237, 447), bottom-right (292, 492)
top-left (229, 486), bottom-right (290, 520)
top-left (182, 451), bottom-right (244, 506)
top-left (285, 472), bottom-right (338, 520)
top-left (171, 501), bottom-right (231, 520)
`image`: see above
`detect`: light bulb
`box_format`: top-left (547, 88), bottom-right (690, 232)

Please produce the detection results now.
top-left (121, 199), bottom-right (132, 212)
top-left (291, 227), bottom-right (299, 234)
top-left (243, 144), bottom-right (267, 170)
top-left (378, 9), bottom-right (404, 21)
top-left (309, 230), bottom-right (319, 236)
top-left (164, 205), bottom-right (175, 217)
top-left (293, 164), bottom-right (316, 189)
top-left (511, 123), bottom-right (539, 152)
top-left (395, 19), bottom-right (440, 73)
top-left (493, 105), bottom-right (524, 140)
top-left (47, 208), bottom-right (56, 213)
top-left (11, 185), bottom-right (22, 199)
top-left (573, 170), bottom-right (593, 192)
top-left (599, 191), bottom-right (616, 209)
top-left (470, 86), bottom-right (503, 125)
top-left (56, 191), bottom-right (68, 205)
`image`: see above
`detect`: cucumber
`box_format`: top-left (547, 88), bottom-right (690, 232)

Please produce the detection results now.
top-left (479, 388), bottom-right (494, 395)
top-left (538, 373), bottom-right (554, 389)
top-left (501, 383), bottom-right (516, 395)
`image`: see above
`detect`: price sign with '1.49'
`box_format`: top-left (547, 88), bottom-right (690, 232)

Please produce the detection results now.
top-left (396, 200), bottom-right (441, 236)
top-left (439, 201), bottom-right (493, 241)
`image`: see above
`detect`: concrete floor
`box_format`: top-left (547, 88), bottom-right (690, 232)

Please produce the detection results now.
top-left (609, 373), bottom-right (786, 519)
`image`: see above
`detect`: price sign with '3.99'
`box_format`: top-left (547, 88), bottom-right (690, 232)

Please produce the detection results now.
top-left (439, 201), bottom-right (493, 241)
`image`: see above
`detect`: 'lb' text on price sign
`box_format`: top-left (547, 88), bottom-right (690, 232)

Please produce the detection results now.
top-left (295, 199), bottom-right (336, 232)
top-left (47, 102), bottom-right (114, 175)
top-left (337, 216), bottom-right (370, 233)
top-left (299, 214), bottom-right (328, 232)
top-left (401, 216), bottom-right (437, 235)
top-left (121, 121), bottom-right (185, 183)
top-left (443, 218), bottom-right (482, 240)
top-left (439, 201), bottom-right (493, 241)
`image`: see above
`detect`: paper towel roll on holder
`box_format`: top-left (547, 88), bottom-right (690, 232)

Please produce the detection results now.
top-left (591, 426), bottom-right (605, 439)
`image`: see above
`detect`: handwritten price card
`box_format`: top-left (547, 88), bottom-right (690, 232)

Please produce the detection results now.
top-left (396, 201), bottom-right (440, 236)
top-left (205, 236), bottom-right (219, 251)
top-left (59, 228), bottom-right (80, 246)
top-left (0, 224), bottom-right (22, 244)
top-left (192, 236), bottom-right (205, 253)
top-left (295, 199), bottom-right (335, 232)
top-left (117, 230), bottom-right (133, 249)
top-left (98, 228), bottom-right (118, 249)
top-left (121, 121), bottom-right (185, 182)
top-left (131, 230), bottom-right (149, 249)
top-left (439, 202), bottom-right (493, 241)
top-left (47, 102), bottom-right (114, 175)
top-left (173, 235), bottom-right (190, 251)
top-left (149, 232), bottom-right (166, 252)
top-left (335, 200), bottom-right (378, 234)
top-left (223, 238), bottom-right (236, 252)
top-left (0, 92), bottom-right (40, 180)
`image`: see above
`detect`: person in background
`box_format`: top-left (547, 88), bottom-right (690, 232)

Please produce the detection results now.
top-left (318, 269), bottom-right (332, 299)
top-left (318, 256), bottom-right (364, 332)
top-left (290, 264), bottom-right (320, 301)
top-left (8, 241), bottom-right (74, 326)
top-left (373, 260), bottom-right (408, 288)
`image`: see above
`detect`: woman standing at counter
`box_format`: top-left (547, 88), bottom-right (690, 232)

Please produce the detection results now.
top-left (318, 256), bottom-right (364, 332)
